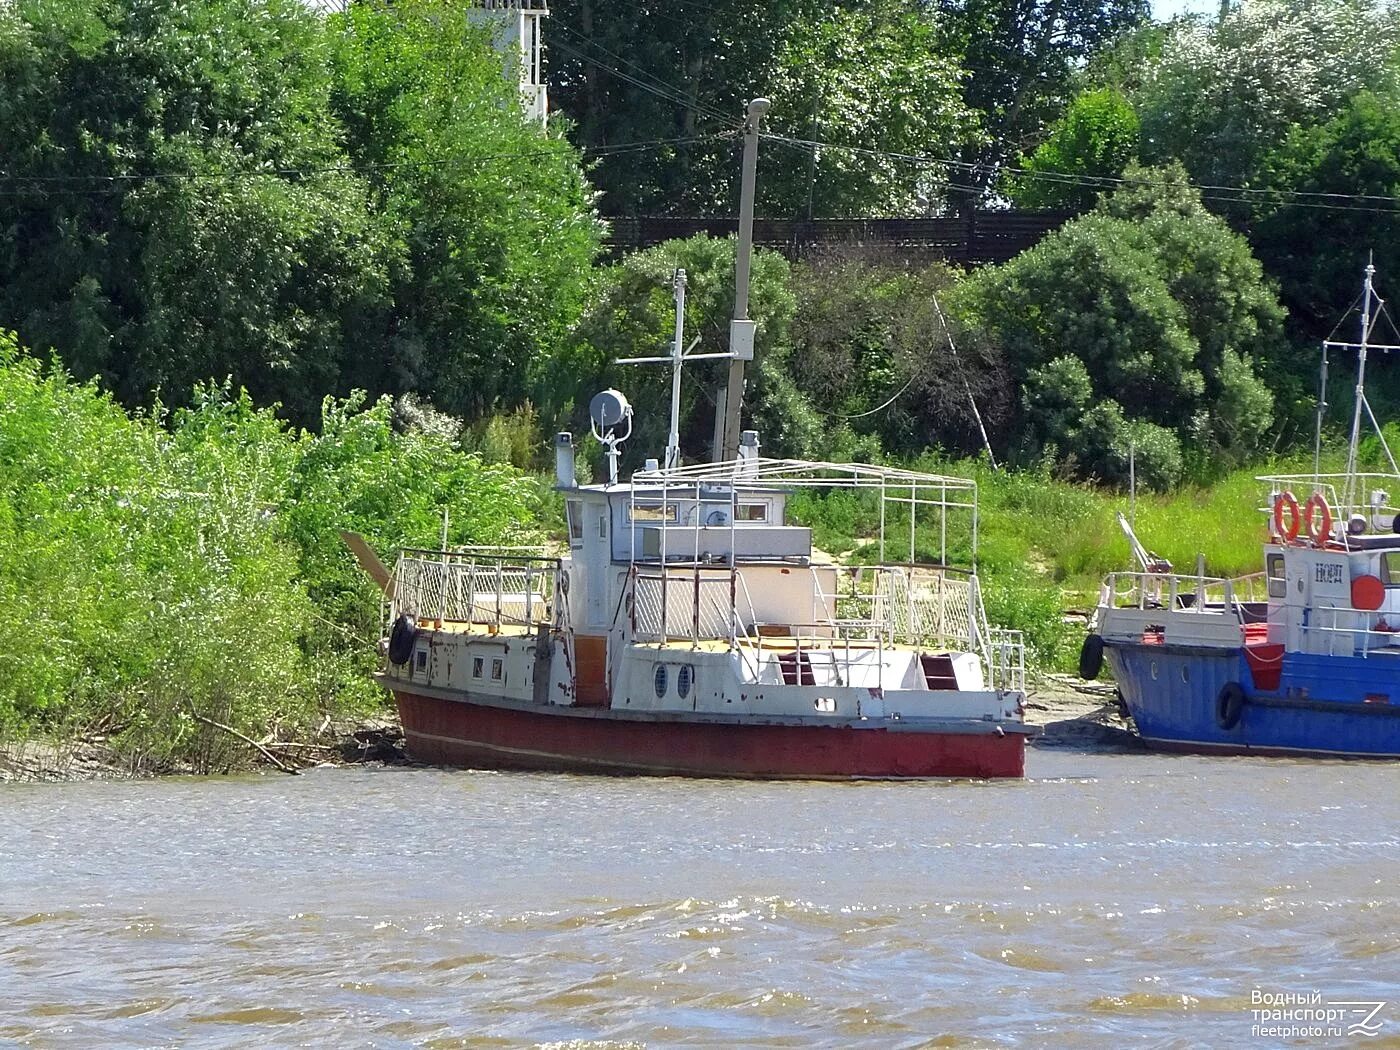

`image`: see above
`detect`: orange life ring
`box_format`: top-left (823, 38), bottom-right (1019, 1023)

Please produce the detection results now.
top-left (1304, 492), bottom-right (1333, 543)
top-left (1272, 491), bottom-right (1301, 541)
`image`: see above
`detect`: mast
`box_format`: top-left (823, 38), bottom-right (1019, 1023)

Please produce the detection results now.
top-left (714, 98), bottom-right (770, 462)
top-left (1342, 257), bottom-right (1378, 509)
top-left (1320, 256), bottom-right (1400, 514)
top-left (667, 269), bottom-right (687, 469)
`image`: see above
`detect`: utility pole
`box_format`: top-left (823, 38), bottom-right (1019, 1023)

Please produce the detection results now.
top-left (714, 97), bottom-right (770, 462)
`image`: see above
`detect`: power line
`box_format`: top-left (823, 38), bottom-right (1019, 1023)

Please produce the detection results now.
top-left (547, 34), bottom-right (741, 130)
top-left (549, 23), bottom-right (738, 127)
top-left (0, 136), bottom-right (731, 198)
top-left (763, 132), bottom-right (1400, 215)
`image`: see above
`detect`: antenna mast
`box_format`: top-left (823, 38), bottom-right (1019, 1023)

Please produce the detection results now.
top-left (1321, 255), bottom-right (1400, 512)
top-left (616, 269), bottom-right (735, 468)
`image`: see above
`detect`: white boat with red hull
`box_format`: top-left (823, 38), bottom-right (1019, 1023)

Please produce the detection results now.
top-left (370, 450), bottom-right (1034, 780)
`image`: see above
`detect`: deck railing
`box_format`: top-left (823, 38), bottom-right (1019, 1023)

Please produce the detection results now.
top-left (391, 549), bottom-right (560, 629)
top-left (1098, 570), bottom-right (1268, 615)
top-left (1304, 605), bottom-right (1400, 658)
top-left (630, 569), bottom-right (755, 645)
top-left (628, 562), bottom-right (1025, 690)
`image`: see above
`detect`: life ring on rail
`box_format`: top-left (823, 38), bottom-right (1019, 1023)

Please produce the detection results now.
top-left (1215, 681), bottom-right (1246, 731)
top-left (1303, 493), bottom-right (1333, 544)
top-left (1272, 491), bottom-right (1301, 541)
top-left (388, 614), bottom-right (418, 666)
top-left (1079, 633), bottom-right (1105, 680)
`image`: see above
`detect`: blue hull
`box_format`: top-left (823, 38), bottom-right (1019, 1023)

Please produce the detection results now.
top-left (1106, 644), bottom-right (1400, 758)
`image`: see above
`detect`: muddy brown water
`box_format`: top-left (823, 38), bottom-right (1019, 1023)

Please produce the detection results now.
top-left (2, 752), bottom-right (1398, 1047)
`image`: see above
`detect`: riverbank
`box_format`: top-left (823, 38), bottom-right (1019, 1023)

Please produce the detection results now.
top-left (0, 718), bottom-right (410, 784)
top-left (0, 678), bottom-right (1132, 783)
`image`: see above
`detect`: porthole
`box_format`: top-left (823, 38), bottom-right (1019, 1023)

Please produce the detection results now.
top-left (1150, 660), bottom-right (1159, 681)
top-left (653, 663), bottom-right (668, 698)
top-left (677, 664), bottom-right (693, 699)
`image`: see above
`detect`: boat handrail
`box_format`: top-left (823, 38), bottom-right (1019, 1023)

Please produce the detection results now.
top-left (1099, 569), bottom-right (1269, 612)
top-left (1304, 604), bottom-right (1400, 658)
top-left (390, 550), bottom-right (560, 629)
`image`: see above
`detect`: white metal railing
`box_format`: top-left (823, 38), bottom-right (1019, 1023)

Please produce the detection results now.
top-left (744, 631), bottom-right (890, 689)
top-left (628, 561), bottom-right (1026, 692)
top-left (391, 549), bottom-right (559, 628)
top-left (1098, 570), bottom-right (1268, 616)
top-left (1258, 473), bottom-right (1400, 529)
top-left (1304, 605), bottom-right (1400, 658)
top-left (631, 569), bottom-right (754, 644)
top-left (986, 627), bottom-right (1026, 692)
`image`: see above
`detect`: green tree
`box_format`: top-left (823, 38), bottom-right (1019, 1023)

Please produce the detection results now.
top-left (962, 165), bottom-right (1283, 484)
top-left (1253, 89), bottom-right (1400, 342)
top-left (761, 2), bottom-right (983, 217)
top-left (547, 0), bottom-right (820, 214)
top-left (933, 0), bottom-right (1148, 203)
top-left (0, 0), bottom-right (391, 423)
top-left (549, 0), bottom-right (981, 218)
top-left (328, 0), bottom-right (602, 420)
top-left (1129, 0), bottom-right (1400, 188)
top-left (1004, 87), bottom-right (1140, 210)
top-left (787, 250), bottom-right (1008, 456)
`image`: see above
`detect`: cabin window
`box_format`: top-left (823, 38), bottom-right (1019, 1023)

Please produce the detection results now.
top-left (814, 696), bottom-right (836, 713)
top-left (653, 663), bottom-right (668, 698)
top-left (491, 658), bottom-right (504, 681)
top-left (628, 503), bottom-right (679, 523)
top-left (414, 649), bottom-right (428, 674)
top-left (566, 500), bottom-right (584, 547)
top-left (598, 514), bottom-right (607, 539)
top-left (676, 664), bottom-right (693, 699)
top-left (735, 502), bottom-right (768, 522)
top-left (1383, 554), bottom-right (1400, 586)
top-left (1266, 552), bottom-right (1286, 598)
top-left (472, 657), bottom-right (484, 679)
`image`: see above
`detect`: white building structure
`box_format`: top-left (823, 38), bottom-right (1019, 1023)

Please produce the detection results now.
top-left (467, 0), bottom-right (548, 123)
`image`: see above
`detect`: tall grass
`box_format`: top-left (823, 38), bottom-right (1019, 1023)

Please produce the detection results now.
top-left (0, 335), bottom-right (543, 771)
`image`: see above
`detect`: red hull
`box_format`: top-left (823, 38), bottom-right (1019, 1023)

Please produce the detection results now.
top-left (393, 690), bottom-right (1028, 779)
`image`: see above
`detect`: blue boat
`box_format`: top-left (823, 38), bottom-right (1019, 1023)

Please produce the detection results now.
top-left (1085, 263), bottom-right (1400, 759)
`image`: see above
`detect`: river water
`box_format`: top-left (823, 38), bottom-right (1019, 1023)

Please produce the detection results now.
top-left (2, 751), bottom-right (1398, 1048)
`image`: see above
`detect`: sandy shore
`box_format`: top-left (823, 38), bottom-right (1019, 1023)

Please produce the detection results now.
top-left (1025, 674), bottom-right (1143, 752)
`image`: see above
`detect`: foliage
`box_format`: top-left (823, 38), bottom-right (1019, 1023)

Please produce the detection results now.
top-left (760, 2), bottom-right (983, 217)
top-left (1004, 87), bottom-right (1140, 210)
top-left (1253, 89), bottom-right (1400, 347)
top-left (0, 0), bottom-right (391, 424)
top-left (0, 333), bottom-right (541, 767)
top-left (1128, 0), bottom-right (1400, 188)
top-left (786, 250), bottom-right (1008, 457)
top-left (0, 0), bottom-right (599, 427)
top-left (960, 165), bottom-right (1283, 486)
top-left (545, 0), bottom-right (819, 214)
top-left (933, 0), bottom-right (1148, 200)
top-left (328, 0), bottom-right (602, 419)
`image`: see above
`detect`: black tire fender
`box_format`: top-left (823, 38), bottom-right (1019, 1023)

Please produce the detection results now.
top-left (388, 614), bottom-right (418, 666)
top-left (1216, 681), bottom-right (1246, 731)
top-left (1079, 633), bottom-right (1105, 680)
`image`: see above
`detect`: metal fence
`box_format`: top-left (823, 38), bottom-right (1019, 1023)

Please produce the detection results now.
top-left (605, 212), bottom-right (1073, 265)
top-left (392, 550), bottom-right (559, 628)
